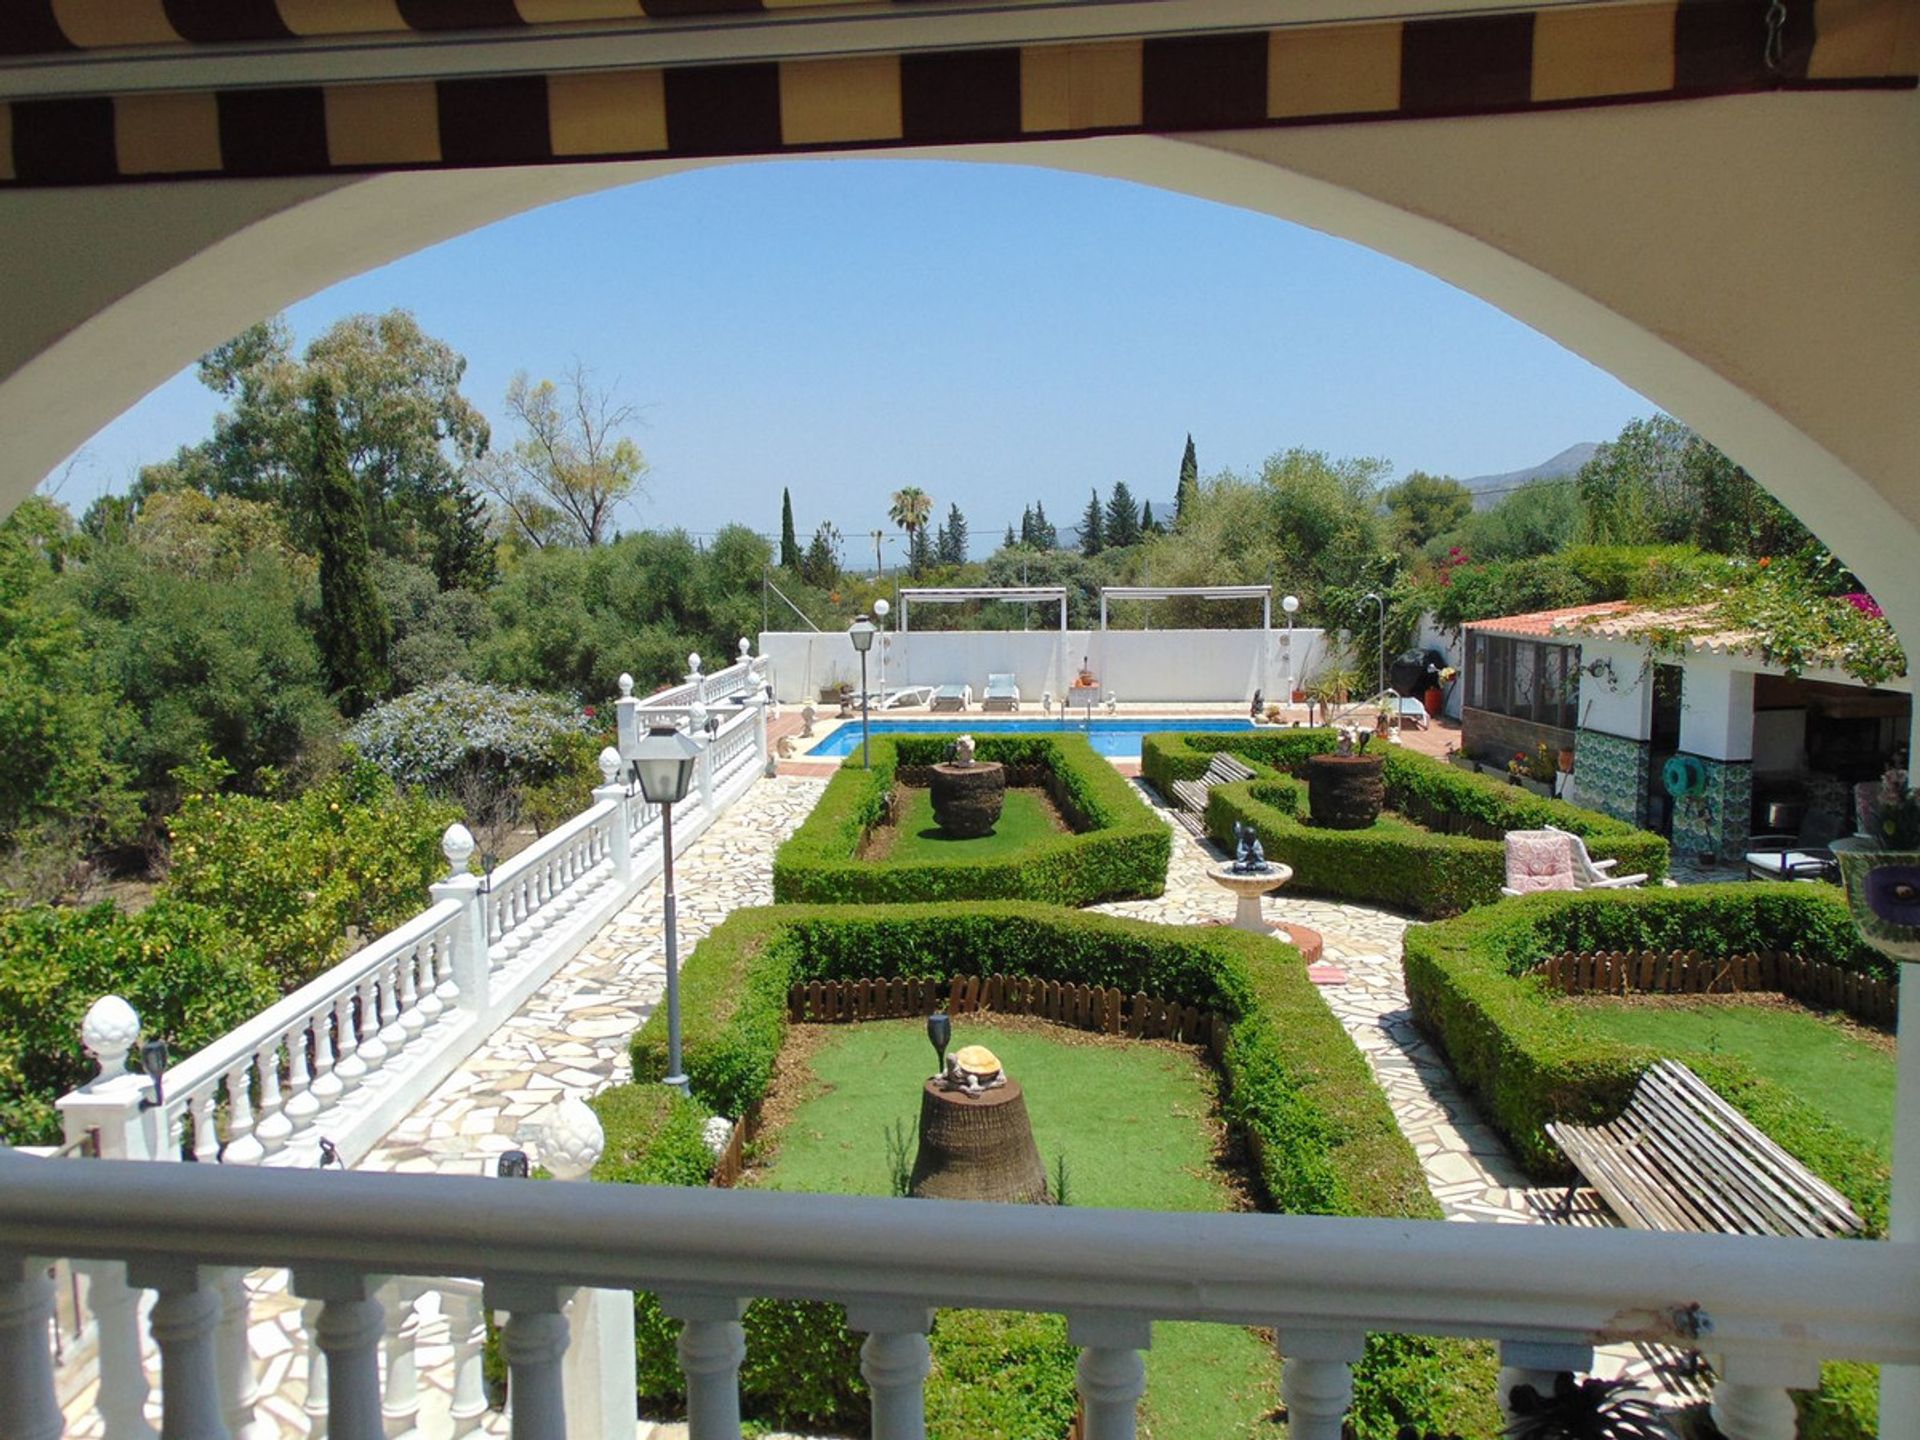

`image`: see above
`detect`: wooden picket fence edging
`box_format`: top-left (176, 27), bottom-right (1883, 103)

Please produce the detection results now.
top-left (1528, 948), bottom-right (1896, 1027)
top-left (787, 974), bottom-right (1223, 1052)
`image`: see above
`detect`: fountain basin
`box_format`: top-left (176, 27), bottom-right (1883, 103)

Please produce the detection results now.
top-left (1206, 861), bottom-right (1294, 934)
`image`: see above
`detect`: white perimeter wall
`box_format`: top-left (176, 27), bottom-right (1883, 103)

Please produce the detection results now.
top-left (758, 629), bottom-right (1332, 705)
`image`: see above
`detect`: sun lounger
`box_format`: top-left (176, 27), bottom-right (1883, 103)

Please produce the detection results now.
top-left (930, 684), bottom-right (971, 712)
top-left (859, 686), bottom-right (934, 710)
top-left (982, 672), bottom-right (1021, 712)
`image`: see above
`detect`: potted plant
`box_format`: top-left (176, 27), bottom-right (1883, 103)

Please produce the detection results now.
top-left (1832, 766), bottom-right (1920, 962)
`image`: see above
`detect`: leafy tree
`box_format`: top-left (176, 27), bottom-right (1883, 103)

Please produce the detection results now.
top-left (136, 312), bottom-right (490, 567)
top-left (1440, 481), bottom-right (1580, 562)
top-left (800, 522), bottom-right (842, 591)
top-left (375, 556), bottom-right (491, 692)
top-left (888, 486), bottom-right (933, 574)
top-left (1104, 481), bottom-right (1141, 548)
top-left (1176, 434), bottom-right (1199, 526)
top-left (310, 376), bottom-right (391, 715)
top-left (1079, 489), bottom-right (1105, 556)
top-left (779, 488), bottom-right (801, 570)
top-left (937, 503), bottom-right (969, 566)
top-left (476, 364), bottom-right (649, 548)
top-left (1382, 472), bottom-right (1474, 549)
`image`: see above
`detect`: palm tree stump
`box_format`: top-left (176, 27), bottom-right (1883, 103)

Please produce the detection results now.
top-left (908, 1079), bottom-right (1050, 1204)
top-left (1307, 753), bottom-right (1385, 829)
top-left (930, 761), bottom-right (1005, 837)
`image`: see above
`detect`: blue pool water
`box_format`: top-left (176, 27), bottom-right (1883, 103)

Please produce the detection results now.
top-left (806, 716), bottom-right (1257, 758)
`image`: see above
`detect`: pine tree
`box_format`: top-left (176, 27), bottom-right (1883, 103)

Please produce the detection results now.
top-left (1176, 434), bottom-right (1199, 526)
top-left (429, 477), bottom-right (497, 591)
top-left (1003, 523), bottom-right (1018, 551)
top-left (1031, 502), bottom-right (1057, 550)
top-left (1080, 488), bottom-right (1105, 556)
top-left (1020, 505), bottom-right (1035, 547)
top-left (1105, 481), bottom-right (1141, 548)
top-left (939, 503), bottom-right (969, 565)
top-left (1141, 499), bottom-right (1159, 536)
top-left (779, 487), bottom-right (800, 569)
top-left (910, 525), bottom-right (933, 575)
top-left (310, 375), bottom-right (390, 716)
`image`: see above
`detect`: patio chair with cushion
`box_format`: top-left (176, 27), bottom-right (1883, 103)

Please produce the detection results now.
top-left (1743, 833), bottom-right (1840, 883)
top-left (1501, 829), bottom-right (1579, 896)
top-left (982, 673), bottom-right (1022, 712)
top-left (930, 684), bottom-right (971, 713)
top-left (1544, 824), bottom-right (1648, 888)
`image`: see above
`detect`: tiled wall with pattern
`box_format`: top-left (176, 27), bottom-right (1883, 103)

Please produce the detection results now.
top-left (1670, 754), bottom-right (1753, 862)
top-left (1570, 727), bottom-right (1650, 826)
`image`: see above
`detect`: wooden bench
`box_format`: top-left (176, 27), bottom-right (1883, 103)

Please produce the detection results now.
top-left (1169, 753), bottom-right (1257, 835)
top-left (1546, 1059), bottom-right (1864, 1238)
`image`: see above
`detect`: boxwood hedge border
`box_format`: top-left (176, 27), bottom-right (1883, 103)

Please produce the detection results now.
top-left (615, 901), bottom-right (1499, 1439)
top-left (772, 734), bottom-right (1170, 907)
top-left (1140, 729), bottom-right (1668, 917)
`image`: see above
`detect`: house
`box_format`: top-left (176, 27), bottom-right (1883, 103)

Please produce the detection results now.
top-left (1, 1), bottom-right (1917, 1434)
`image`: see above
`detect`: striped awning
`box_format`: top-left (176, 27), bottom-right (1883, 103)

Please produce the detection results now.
top-left (1, 0), bottom-right (1913, 187)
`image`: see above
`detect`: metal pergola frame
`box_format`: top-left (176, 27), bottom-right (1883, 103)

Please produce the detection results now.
top-left (1097, 585), bottom-right (1272, 631)
top-left (897, 587), bottom-right (1070, 636)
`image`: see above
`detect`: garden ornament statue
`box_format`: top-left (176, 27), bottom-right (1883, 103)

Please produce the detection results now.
top-left (800, 703), bottom-right (816, 738)
top-left (1231, 820), bottom-right (1270, 874)
top-left (951, 734), bottom-right (976, 767)
top-left (940, 1044), bottom-right (1007, 1095)
top-left (1832, 766), bottom-right (1920, 962)
top-left (1249, 689), bottom-right (1263, 721)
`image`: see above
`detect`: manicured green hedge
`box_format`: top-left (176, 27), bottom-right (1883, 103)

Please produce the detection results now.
top-left (624, 902), bottom-right (1499, 1439)
top-left (1400, 884), bottom-right (1890, 1229)
top-left (772, 735), bottom-right (1170, 907)
top-left (1141, 729), bottom-right (1668, 917)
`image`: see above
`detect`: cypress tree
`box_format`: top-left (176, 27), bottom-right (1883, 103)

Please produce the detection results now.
top-left (1141, 499), bottom-right (1159, 535)
top-left (429, 478), bottom-right (497, 591)
top-left (1080, 488), bottom-right (1105, 556)
top-left (310, 375), bottom-right (390, 716)
top-left (779, 487), bottom-right (800, 569)
top-left (1176, 434), bottom-right (1199, 525)
top-left (939, 503), bottom-right (969, 565)
top-left (1105, 481), bottom-right (1141, 548)
top-left (1003, 523), bottom-right (1018, 551)
top-left (1020, 505), bottom-right (1035, 547)
top-left (1031, 502), bottom-right (1057, 550)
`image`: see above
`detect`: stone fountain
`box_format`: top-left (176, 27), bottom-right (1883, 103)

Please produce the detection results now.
top-left (929, 734), bottom-right (1005, 837)
top-left (1206, 820), bottom-right (1295, 934)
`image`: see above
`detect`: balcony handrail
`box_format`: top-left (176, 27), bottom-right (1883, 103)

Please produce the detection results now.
top-left (2, 1150), bottom-right (1914, 1367)
top-left (159, 896), bottom-right (466, 1102)
top-left (483, 794), bottom-right (618, 893)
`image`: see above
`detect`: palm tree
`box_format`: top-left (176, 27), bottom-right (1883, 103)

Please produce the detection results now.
top-left (888, 486), bottom-right (934, 575)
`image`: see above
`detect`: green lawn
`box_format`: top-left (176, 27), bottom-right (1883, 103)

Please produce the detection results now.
top-left (1571, 999), bottom-right (1896, 1156)
top-left (750, 1019), bottom-right (1281, 1438)
top-left (867, 786), bottom-right (1069, 864)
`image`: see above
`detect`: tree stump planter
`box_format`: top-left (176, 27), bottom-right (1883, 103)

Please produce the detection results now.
top-left (930, 761), bottom-right (1006, 837)
top-left (908, 1079), bottom-right (1050, 1204)
top-left (1306, 753), bottom-right (1385, 830)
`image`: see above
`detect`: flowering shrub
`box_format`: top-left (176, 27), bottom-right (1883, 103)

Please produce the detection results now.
top-left (164, 759), bottom-right (456, 988)
top-left (346, 679), bottom-right (595, 794)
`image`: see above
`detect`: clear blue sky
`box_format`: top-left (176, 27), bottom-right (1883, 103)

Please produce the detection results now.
top-left (53, 158), bottom-right (1653, 554)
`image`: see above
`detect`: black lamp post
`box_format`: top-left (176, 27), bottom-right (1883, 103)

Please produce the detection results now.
top-left (631, 721), bottom-right (702, 1094)
top-left (927, 1011), bottom-right (951, 1077)
top-left (1362, 591), bottom-right (1386, 702)
top-left (849, 614), bottom-right (877, 770)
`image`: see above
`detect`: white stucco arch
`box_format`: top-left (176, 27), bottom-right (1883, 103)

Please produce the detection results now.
top-left (1, 88), bottom-right (1914, 624)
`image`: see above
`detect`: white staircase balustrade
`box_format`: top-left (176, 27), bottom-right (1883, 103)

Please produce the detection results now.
top-left (4, 1150), bottom-right (1912, 1440)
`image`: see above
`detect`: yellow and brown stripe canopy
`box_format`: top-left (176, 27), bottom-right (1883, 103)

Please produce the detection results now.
top-left (1, 0), bottom-right (1913, 187)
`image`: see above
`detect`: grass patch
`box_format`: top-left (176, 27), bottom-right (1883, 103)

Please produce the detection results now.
top-left (864, 787), bottom-right (1069, 864)
top-left (1570, 998), bottom-right (1895, 1156)
top-left (748, 1017), bottom-right (1280, 1438)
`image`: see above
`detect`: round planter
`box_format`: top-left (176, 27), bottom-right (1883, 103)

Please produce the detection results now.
top-left (1832, 836), bottom-right (1920, 962)
top-left (909, 1079), bottom-right (1049, 1204)
top-left (1306, 753), bottom-right (1385, 830)
top-left (929, 761), bottom-right (1006, 838)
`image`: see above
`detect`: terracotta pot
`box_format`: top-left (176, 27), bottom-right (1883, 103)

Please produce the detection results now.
top-left (1291, 689), bottom-right (1307, 704)
top-left (1423, 687), bottom-right (1444, 718)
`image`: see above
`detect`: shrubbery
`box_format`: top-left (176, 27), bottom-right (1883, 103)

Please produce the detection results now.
top-left (164, 757), bottom-right (456, 988)
top-left (346, 678), bottom-right (595, 794)
top-left (0, 898), bottom-right (276, 1143)
top-left (616, 902), bottom-right (1498, 1438)
top-left (1141, 729), bottom-right (1667, 917)
top-left (772, 735), bottom-right (1170, 907)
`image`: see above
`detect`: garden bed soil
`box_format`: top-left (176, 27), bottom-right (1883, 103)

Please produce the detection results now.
top-left (860, 786), bottom-right (1072, 862)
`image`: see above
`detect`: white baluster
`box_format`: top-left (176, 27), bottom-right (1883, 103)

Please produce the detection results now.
top-left (355, 978), bottom-right (389, 1073)
top-left (661, 1292), bottom-right (746, 1440)
top-left (1276, 1330), bottom-right (1363, 1440)
top-left (191, 1089), bottom-right (221, 1163)
top-left (380, 1283), bottom-right (421, 1438)
top-left (398, 947), bottom-right (428, 1045)
top-left (0, 1255), bottom-right (64, 1440)
top-left (487, 1282), bottom-right (572, 1440)
top-left (433, 931), bottom-right (461, 1012)
top-left (376, 964), bottom-right (409, 1058)
top-left (1070, 1313), bottom-right (1149, 1440)
top-left (223, 1062), bottom-right (265, 1166)
top-left (1498, 1340), bottom-right (1593, 1424)
top-left (1712, 1352), bottom-right (1817, 1440)
top-left (447, 1290), bottom-right (490, 1439)
top-left (253, 1041), bottom-right (291, 1155)
top-left (848, 1302), bottom-right (931, 1440)
top-left (296, 1272), bottom-right (385, 1440)
top-left (284, 1016), bottom-right (322, 1128)
top-left (301, 1298), bottom-right (330, 1439)
top-left (216, 1267), bottom-right (263, 1437)
top-left (330, 993), bottom-right (366, 1089)
top-left (83, 1258), bottom-right (157, 1440)
top-left (130, 1261), bottom-right (232, 1440)
top-left (415, 939), bottom-right (447, 1026)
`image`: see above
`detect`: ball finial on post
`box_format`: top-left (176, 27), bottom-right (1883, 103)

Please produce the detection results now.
top-left (81, 995), bottom-right (141, 1084)
top-left (598, 746), bottom-right (622, 785)
top-left (442, 822), bottom-right (476, 879)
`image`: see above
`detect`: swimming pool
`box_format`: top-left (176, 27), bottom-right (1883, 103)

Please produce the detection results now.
top-left (805, 716), bottom-right (1257, 758)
